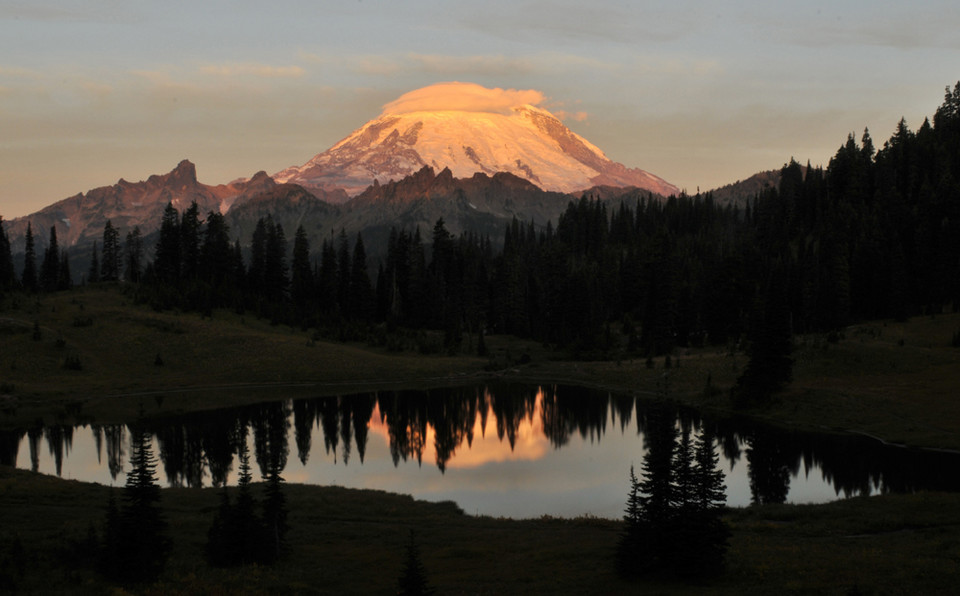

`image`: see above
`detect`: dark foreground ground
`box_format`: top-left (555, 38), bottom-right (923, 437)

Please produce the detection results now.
top-left (2, 466), bottom-right (959, 595)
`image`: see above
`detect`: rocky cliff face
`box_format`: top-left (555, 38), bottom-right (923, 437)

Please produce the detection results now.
top-left (5, 161), bottom-right (340, 256)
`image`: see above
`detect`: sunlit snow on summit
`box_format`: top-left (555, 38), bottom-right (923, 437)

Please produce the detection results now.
top-left (380, 82), bottom-right (547, 116)
top-left (274, 82), bottom-right (679, 197)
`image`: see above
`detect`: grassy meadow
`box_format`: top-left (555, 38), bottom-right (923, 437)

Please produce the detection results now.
top-left (2, 285), bottom-right (960, 593)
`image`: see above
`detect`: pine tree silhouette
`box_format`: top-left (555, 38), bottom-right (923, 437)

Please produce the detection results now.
top-left (397, 530), bottom-right (434, 596)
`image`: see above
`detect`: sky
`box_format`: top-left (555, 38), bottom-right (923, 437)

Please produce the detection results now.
top-left (2, 0), bottom-right (959, 218)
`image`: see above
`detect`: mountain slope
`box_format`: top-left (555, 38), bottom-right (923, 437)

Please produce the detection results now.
top-left (274, 82), bottom-right (679, 198)
top-left (2, 161), bottom-right (348, 256)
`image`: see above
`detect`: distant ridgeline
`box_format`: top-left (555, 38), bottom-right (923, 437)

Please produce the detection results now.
top-left (2, 83), bottom-right (959, 360)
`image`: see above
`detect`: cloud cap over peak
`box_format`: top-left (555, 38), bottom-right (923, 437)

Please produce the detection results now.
top-left (380, 82), bottom-right (545, 116)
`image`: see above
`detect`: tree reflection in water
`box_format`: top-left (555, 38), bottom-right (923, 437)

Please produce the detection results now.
top-left (4, 383), bottom-right (960, 509)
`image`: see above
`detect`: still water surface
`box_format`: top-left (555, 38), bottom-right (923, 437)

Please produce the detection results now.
top-left (4, 383), bottom-right (958, 518)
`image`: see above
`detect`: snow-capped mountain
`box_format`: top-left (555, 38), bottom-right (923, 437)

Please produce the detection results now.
top-left (274, 82), bottom-right (679, 199)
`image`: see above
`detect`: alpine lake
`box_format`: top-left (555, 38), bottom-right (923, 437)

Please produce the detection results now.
top-left (4, 383), bottom-right (958, 519)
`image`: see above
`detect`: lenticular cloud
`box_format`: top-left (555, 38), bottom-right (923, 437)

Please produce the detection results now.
top-left (380, 82), bottom-right (545, 116)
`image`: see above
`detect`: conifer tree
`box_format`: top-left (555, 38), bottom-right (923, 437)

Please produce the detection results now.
top-left (0, 216), bottom-right (15, 292)
top-left (100, 220), bottom-right (121, 282)
top-left (615, 465), bottom-right (644, 576)
top-left (102, 424), bottom-right (170, 584)
top-left (247, 217), bottom-right (268, 299)
top-left (734, 262), bottom-right (793, 408)
top-left (85, 241), bottom-right (99, 284)
top-left (318, 237), bottom-right (339, 315)
top-left (21, 222), bottom-right (37, 291)
top-left (693, 429), bottom-right (727, 512)
top-left (264, 220), bottom-right (288, 307)
top-left (154, 202), bottom-right (181, 285)
top-left (672, 426), bottom-right (696, 510)
top-left (349, 232), bottom-right (374, 321)
top-left (207, 426), bottom-right (269, 567)
top-left (336, 228), bottom-right (351, 313)
top-left (40, 225), bottom-right (59, 292)
top-left (673, 428), bottom-right (730, 579)
top-left (58, 250), bottom-right (72, 290)
top-left (290, 225), bottom-right (314, 321)
top-left (179, 202), bottom-right (202, 282)
top-left (617, 415), bottom-right (729, 580)
top-left (397, 530), bottom-right (434, 596)
top-left (124, 226), bottom-right (143, 283)
top-left (199, 212), bottom-right (232, 302)
top-left (262, 462), bottom-right (288, 562)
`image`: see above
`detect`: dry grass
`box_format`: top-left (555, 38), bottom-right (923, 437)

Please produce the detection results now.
top-left (2, 466), bottom-right (958, 594)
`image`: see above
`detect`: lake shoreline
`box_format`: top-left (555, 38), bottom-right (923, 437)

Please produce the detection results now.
top-left (3, 286), bottom-right (960, 454)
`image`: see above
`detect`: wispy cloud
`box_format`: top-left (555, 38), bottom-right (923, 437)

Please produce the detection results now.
top-left (748, 4), bottom-right (960, 51)
top-left (458, 0), bottom-right (710, 44)
top-left (628, 56), bottom-right (724, 77)
top-left (199, 62), bottom-right (305, 79)
top-left (0, 65), bottom-right (42, 79)
top-left (0, 0), bottom-right (137, 24)
top-left (553, 110), bottom-right (589, 122)
top-left (300, 50), bottom-right (611, 79)
top-left (405, 53), bottom-right (535, 76)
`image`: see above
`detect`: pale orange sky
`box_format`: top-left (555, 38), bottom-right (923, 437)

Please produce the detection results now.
top-left (2, 1), bottom-right (959, 218)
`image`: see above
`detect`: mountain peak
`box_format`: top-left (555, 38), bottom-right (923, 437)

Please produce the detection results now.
top-left (170, 159), bottom-right (198, 184)
top-left (146, 159), bottom-right (198, 188)
top-left (274, 83), bottom-right (678, 198)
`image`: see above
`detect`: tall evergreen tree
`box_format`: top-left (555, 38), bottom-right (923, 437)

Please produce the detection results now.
top-left (262, 462), bottom-right (288, 562)
top-left (616, 465), bottom-right (644, 576)
top-left (207, 426), bottom-right (269, 567)
top-left (734, 263), bottom-right (794, 407)
top-left (39, 225), bottom-right (60, 292)
top-left (336, 228), bottom-right (351, 314)
top-left (154, 202), bottom-right (181, 285)
top-left (248, 217), bottom-right (269, 298)
top-left (692, 429), bottom-right (727, 512)
top-left (397, 530), bottom-right (434, 596)
top-left (290, 225), bottom-right (314, 321)
top-left (21, 222), bottom-right (37, 292)
top-left (179, 202), bottom-right (202, 282)
top-left (264, 221), bottom-right (288, 307)
top-left (349, 232), bottom-right (374, 321)
top-left (58, 249), bottom-right (72, 291)
top-left (617, 418), bottom-right (730, 580)
top-left (318, 237), bottom-right (339, 315)
top-left (100, 220), bottom-right (121, 282)
top-left (124, 226), bottom-right (143, 283)
top-left (0, 216), bottom-right (15, 292)
top-left (199, 212), bottom-right (233, 297)
top-left (87, 241), bottom-right (100, 284)
top-left (102, 424), bottom-right (170, 584)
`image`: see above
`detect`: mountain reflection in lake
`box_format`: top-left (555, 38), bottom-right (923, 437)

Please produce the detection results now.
top-left (3, 383), bottom-right (959, 518)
